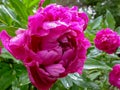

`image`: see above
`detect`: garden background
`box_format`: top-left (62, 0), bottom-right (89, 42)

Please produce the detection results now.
top-left (0, 0), bottom-right (120, 90)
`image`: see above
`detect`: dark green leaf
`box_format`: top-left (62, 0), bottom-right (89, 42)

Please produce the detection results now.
top-left (43, 0), bottom-right (51, 7)
top-left (84, 58), bottom-right (111, 70)
top-left (89, 16), bottom-right (103, 30)
top-left (105, 10), bottom-right (115, 29)
top-left (9, 0), bottom-right (28, 25)
top-left (0, 62), bottom-right (16, 90)
top-left (115, 26), bottom-right (120, 34)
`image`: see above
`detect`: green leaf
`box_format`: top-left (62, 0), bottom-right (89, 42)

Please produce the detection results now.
top-left (89, 72), bottom-right (101, 81)
top-left (87, 48), bottom-right (102, 58)
top-left (70, 84), bottom-right (81, 90)
top-left (19, 73), bottom-right (30, 86)
top-left (0, 5), bottom-right (21, 26)
top-left (12, 78), bottom-right (29, 90)
top-left (105, 10), bottom-right (115, 29)
top-left (0, 48), bottom-right (19, 63)
top-left (0, 71), bottom-right (16, 90)
top-left (84, 30), bottom-right (95, 42)
top-left (29, 0), bottom-right (40, 8)
top-left (84, 58), bottom-right (111, 70)
top-left (59, 73), bottom-right (100, 89)
top-left (0, 25), bottom-right (18, 36)
top-left (50, 0), bottom-right (56, 3)
top-left (0, 6), bottom-right (12, 25)
top-left (9, 0), bottom-right (28, 24)
top-left (68, 73), bottom-right (85, 87)
top-left (89, 16), bottom-right (103, 30)
top-left (59, 73), bottom-right (84, 89)
top-left (43, 0), bottom-right (51, 7)
top-left (51, 80), bottom-right (66, 90)
top-left (0, 62), bottom-right (16, 90)
top-left (0, 51), bottom-right (30, 90)
top-left (115, 26), bottom-right (120, 34)
top-left (60, 78), bottom-right (71, 89)
top-left (12, 63), bottom-right (30, 90)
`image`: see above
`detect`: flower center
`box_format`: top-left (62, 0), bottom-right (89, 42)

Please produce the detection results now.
top-left (58, 34), bottom-right (76, 54)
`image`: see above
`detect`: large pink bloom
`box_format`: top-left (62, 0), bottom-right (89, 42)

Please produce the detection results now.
top-left (0, 3), bottom-right (90, 90)
top-left (109, 64), bottom-right (120, 89)
top-left (94, 28), bottom-right (120, 54)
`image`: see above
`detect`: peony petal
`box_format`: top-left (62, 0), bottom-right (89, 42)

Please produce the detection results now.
top-left (0, 30), bottom-right (11, 51)
top-left (61, 49), bottom-right (75, 67)
top-left (43, 21), bottom-right (68, 30)
top-left (28, 13), bottom-right (50, 36)
top-left (45, 64), bottom-right (65, 77)
top-left (26, 62), bottom-right (57, 90)
top-left (78, 12), bottom-right (89, 30)
top-left (15, 28), bottom-right (26, 35)
top-left (37, 47), bottom-right (62, 65)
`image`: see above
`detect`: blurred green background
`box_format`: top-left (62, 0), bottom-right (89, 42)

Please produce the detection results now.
top-left (0, 0), bottom-right (120, 90)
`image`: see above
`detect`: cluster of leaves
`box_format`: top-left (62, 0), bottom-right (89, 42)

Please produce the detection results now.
top-left (0, 49), bottom-right (30, 90)
top-left (0, 0), bottom-right (120, 90)
top-left (80, 0), bottom-right (120, 27)
top-left (0, 0), bottom-right (40, 36)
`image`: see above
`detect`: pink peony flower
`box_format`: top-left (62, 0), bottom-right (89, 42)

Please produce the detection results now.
top-left (109, 64), bottom-right (120, 89)
top-left (0, 1), bottom-right (90, 90)
top-left (94, 28), bottom-right (120, 54)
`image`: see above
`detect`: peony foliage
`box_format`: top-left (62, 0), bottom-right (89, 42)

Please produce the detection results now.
top-left (0, 0), bottom-right (120, 90)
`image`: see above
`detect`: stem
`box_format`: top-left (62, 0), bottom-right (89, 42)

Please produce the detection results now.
top-left (39, 0), bottom-right (45, 8)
